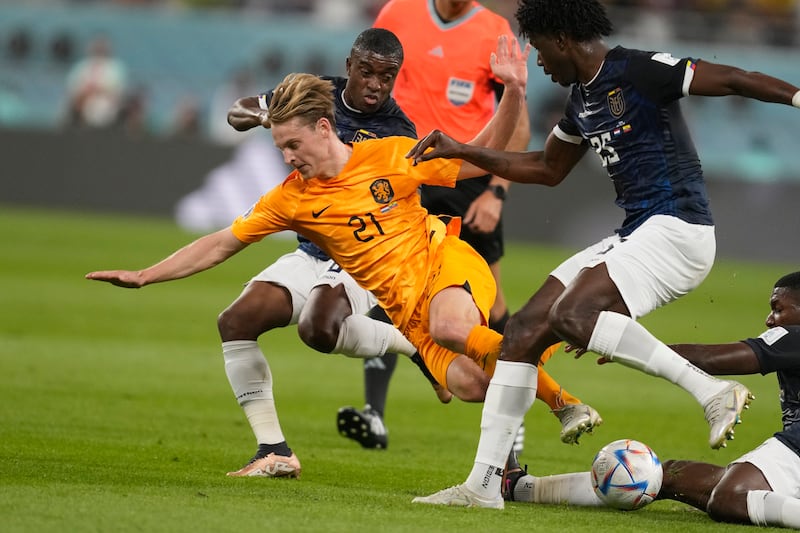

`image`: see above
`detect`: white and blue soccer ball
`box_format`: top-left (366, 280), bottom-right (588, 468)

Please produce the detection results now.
top-left (590, 438), bottom-right (663, 511)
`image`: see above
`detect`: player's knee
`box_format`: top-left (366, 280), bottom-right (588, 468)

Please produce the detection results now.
top-left (218, 299), bottom-right (282, 341)
top-left (297, 317), bottom-right (338, 353)
top-left (218, 304), bottom-right (258, 341)
top-left (706, 484), bottom-right (750, 523)
top-left (429, 319), bottom-right (469, 352)
top-left (706, 489), bottom-right (741, 523)
top-left (548, 298), bottom-right (594, 347)
top-left (450, 373), bottom-right (489, 402)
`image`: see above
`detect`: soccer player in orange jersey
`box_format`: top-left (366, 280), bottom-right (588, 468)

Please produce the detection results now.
top-left (85, 35), bottom-right (528, 475)
top-left (340, 0), bottom-right (602, 452)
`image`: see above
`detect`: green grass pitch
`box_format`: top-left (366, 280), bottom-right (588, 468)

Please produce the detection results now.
top-left (0, 205), bottom-right (793, 532)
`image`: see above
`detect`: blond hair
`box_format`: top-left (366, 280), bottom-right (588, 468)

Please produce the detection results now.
top-left (266, 73), bottom-right (336, 129)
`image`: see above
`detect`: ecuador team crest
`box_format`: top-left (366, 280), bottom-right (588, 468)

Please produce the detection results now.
top-left (370, 179), bottom-right (394, 204)
top-left (608, 87), bottom-right (625, 118)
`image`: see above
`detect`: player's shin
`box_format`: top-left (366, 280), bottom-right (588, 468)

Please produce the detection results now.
top-left (222, 340), bottom-right (285, 444)
top-left (587, 311), bottom-right (727, 405)
top-left (464, 325), bottom-right (502, 375)
top-left (465, 361), bottom-right (537, 499)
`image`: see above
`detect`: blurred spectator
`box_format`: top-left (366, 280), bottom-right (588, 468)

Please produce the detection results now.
top-left (302, 50), bottom-right (330, 76)
top-left (170, 94), bottom-right (203, 138)
top-left (747, 0), bottom-right (797, 47)
top-left (7, 28), bottom-right (32, 62)
top-left (64, 35), bottom-right (129, 128)
top-left (116, 84), bottom-right (151, 138)
top-left (49, 32), bottom-right (76, 66)
top-left (207, 67), bottom-right (257, 145)
top-left (311, 0), bottom-right (369, 27)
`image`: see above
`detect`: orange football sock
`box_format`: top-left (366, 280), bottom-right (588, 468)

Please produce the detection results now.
top-left (536, 343), bottom-right (582, 409)
top-left (464, 325), bottom-right (502, 377)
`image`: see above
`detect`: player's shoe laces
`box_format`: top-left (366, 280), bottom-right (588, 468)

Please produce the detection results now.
top-left (226, 452), bottom-right (301, 478)
top-left (553, 403), bottom-right (603, 445)
top-left (337, 404), bottom-right (388, 449)
top-left (412, 483), bottom-right (504, 509)
top-left (704, 381), bottom-right (754, 449)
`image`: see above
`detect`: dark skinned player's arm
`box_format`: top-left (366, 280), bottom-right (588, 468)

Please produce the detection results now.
top-left (227, 95), bottom-right (268, 131)
top-left (689, 60), bottom-right (799, 104)
top-left (669, 342), bottom-right (762, 375)
top-left (412, 128), bottom-right (588, 186)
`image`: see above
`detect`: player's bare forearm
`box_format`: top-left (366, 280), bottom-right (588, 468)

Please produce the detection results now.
top-left (227, 96), bottom-right (266, 131)
top-left (691, 62), bottom-right (799, 105)
top-left (669, 342), bottom-right (761, 375)
top-left (86, 228), bottom-right (248, 287)
top-left (457, 145), bottom-right (565, 185)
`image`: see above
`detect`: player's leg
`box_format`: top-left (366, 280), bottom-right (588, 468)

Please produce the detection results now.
top-left (705, 438), bottom-right (800, 528)
top-left (218, 249), bottom-right (321, 477)
top-left (486, 261), bottom-right (510, 332)
top-left (554, 218), bottom-right (752, 449)
top-left (657, 459), bottom-right (725, 511)
top-left (412, 270), bottom-right (570, 506)
top-left (503, 448), bottom-right (603, 505)
top-left (408, 328), bottom-right (491, 403)
top-left (298, 262), bottom-right (413, 450)
top-left (299, 263), bottom-right (415, 359)
top-left (536, 343), bottom-right (603, 444)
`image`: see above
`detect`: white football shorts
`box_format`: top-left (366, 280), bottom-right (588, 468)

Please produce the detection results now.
top-left (732, 437), bottom-right (800, 497)
top-left (551, 214), bottom-right (716, 319)
top-left (250, 248), bottom-right (377, 324)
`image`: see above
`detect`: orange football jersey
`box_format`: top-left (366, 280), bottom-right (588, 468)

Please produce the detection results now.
top-left (230, 136), bottom-right (462, 330)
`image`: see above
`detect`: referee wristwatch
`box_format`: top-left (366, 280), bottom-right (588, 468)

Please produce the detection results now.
top-left (488, 184), bottom-right (506, 201)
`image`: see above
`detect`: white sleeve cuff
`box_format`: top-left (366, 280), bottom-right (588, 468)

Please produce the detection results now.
top-left (553, 124), bottom-right (583, 145)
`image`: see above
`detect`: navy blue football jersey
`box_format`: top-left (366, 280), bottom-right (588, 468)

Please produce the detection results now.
top-left (743, 325), bottom-right (800, 458)
top-left (260, 76), bottom-right (417, 260)
top-left (554, 46), bottom-right (713, 236)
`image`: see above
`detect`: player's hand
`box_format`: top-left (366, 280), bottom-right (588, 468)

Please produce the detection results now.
top-left (85, 270), bottom-right (145, 288)
top-left (463, 192), bottom-right (501, 233)
top-left (406, 129), bottom-right (463, 165)
top-left (565, 343), bottom-right (613, 365)
top-left (490, 34), bottom-right (530, 89)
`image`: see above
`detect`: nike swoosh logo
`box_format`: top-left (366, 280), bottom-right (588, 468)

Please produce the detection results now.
top-left (312, 205), bottom-right (332, 218)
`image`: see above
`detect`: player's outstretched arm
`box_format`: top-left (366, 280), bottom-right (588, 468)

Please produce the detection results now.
top-left (408, 128), bottom-right (586, 187)
top-left (227, 96), bottom-right (270, 131)
top-left (690, 61), bottom-right (800, 107)
top-left (85, 227), bottom-right (249, 288)
top-left (669, 342), bottom-right (761, 375)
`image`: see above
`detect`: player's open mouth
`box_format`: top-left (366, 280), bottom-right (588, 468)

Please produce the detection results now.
top-left (364, 94), bottom-right (378, 105)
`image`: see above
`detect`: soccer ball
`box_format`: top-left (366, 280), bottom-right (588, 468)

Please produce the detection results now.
top-left (590, 439), bottom-right (663, 511)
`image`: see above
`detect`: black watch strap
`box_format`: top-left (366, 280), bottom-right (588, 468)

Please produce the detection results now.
top-left (488, 184), bottom-right (506, 201)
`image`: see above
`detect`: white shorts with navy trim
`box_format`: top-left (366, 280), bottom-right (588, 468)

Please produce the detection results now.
top-left (250, 248), bottom-right (377, 324)
top-left (732, 437), bottom-right (800, 497)
top-left (550, 215), bottom-right (715, 319)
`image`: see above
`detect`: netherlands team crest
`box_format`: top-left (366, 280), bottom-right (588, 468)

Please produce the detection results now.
top-left (608, 87), bottom-right (625, 117)
top-left (370, 179), bottom-right (394, 204)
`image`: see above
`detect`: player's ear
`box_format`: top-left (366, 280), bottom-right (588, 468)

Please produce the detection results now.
top-left (555, 32), bottom-right (567, 50)
top-left (317, 117), bottom-right (333, 136)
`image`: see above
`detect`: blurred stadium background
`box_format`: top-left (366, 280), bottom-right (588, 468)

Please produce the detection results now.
top-left (1, 0), bottom-right (798, 260)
